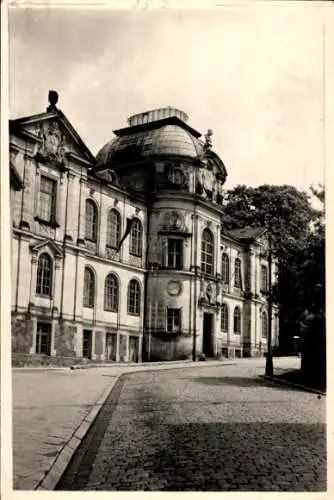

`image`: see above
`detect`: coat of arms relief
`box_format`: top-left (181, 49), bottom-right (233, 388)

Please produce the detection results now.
top-left (37, 121), bottom-right (67, 164)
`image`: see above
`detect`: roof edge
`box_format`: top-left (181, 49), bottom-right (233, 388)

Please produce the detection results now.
top-left (113, 116), bottom-right (202, 139)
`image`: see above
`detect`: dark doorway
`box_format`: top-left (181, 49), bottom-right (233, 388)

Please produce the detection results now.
top-left (105, 332), bottom-right (117, 361)
top-left (129, 336), bottom-right (139, 362)
top-left (36, 322), bottom-right (51, 355)
top-left (83, 330), bottom-right (93, 359)
top-left (203, 313), bottom-right (214, 357)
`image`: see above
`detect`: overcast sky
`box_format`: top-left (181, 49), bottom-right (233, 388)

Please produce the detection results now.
top-left (9, 4), bottom-right (327, 195)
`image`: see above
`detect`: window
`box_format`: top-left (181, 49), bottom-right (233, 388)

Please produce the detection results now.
top-left (221, 253), bottom-right (230, 284)
top-left (167, 308), bottom-right (181, 333)
top-left (233, 306), bottom-right (241, 334)
top-left (83, 267), bottom-right (95, 307)
top-left (36, 322), bottom-right (51, 355)
top-left (262, 311), bottom-right (268, 338)
top-left (221, 303), bottom-right (229, 332)
top-left (127, 279), bottom-right (141, 315)
top-left (36, 253), bottom-right (53, 296)
top-left (130, 218), bottom-right (143, 257)
top-left (167, 239), bottom-right (183, 269)
top-left (201, 229), bottom-right (214, 275)
top-left (85, 200), bottom-right (98, 241)
top-left (104, 273), bottom-right (119, 311)
top-left (39, 176), bottom-right (56, 222)
top-left (106, 209), bottom-right (121, 248)
top-left (234, 258), bottom-right (242, 289)
top-left (261, 265), bottom-right (268, 292)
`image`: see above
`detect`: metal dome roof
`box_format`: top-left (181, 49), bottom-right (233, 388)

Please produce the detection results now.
top-left (96, 123), bottom-right (204, 167)
top-left (95, 107), bottom-right (209, 168)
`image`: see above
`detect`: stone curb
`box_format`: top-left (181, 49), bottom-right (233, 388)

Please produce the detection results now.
top-left (70, 359), bottom-right (195, 370)
top-left (35, 375), bottom-right (120, 491)
top-left (260, 375), bottom-right (326, 396)
top-left (34, 359), bottom-right (229, 491)
top-left (69, 359), bottom-right (231, 370)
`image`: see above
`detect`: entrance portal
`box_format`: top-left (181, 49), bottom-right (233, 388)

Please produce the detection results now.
top-left (202, 313), bottom-right (214, 357)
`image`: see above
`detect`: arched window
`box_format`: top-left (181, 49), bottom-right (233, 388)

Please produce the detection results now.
top-left (221, 253), bottom-right (230, 285)
top-left (261, 265), bottom-right (268, 292)
top-left (127, 279), bottom-right (141, 315)
top-left (221, 303), bottom-right (229, 332)
top-left (234, 257), bottom-right (242, 289)
top-left (83, 267), bottom-right (95, 308)
top-left (201, 228), bottom-right (214, 275)
top-left (130, 218), bottom-right (143, 257)
top-left (106, 209), bottom-right (121, 249)
top-left (36, 253), bottom-right (52, 296)
top-left (85, 200), bottom-right (98, 242)
top-left (262, 311), bottom-right (268, 338)
top-left (104, 273), bottom-right (119, 311)
top-left (233, 306), bottom-right (241, 334)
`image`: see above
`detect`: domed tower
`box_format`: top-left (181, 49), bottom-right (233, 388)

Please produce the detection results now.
top-left (96, 107), bottom-right (228, 361)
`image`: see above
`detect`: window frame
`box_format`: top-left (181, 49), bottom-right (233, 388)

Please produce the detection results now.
top-left (167, 308), bottom-right (182, 333)
top-left (39, 175), bottom-right (57, 224)
top-left (233, 306), bottom-right (241, 334)
top-left (83, 267), bottom-right (95, 308)
top-left (127, 279), bottom-right (141, 316)
top-left (129, 218), bottom-right (143, 257)
top-left (85, 199), bottom-right (98, 242)
top-left (167, 238), bottom-right (183, 269)
top-left (221, 253), bottom-right (230, 285)
top-left (221, 303), bottom-right (229, 332)
top-left (104, 273), bottom-right (119, 312)
top-left (261, 310), bottom-right (268, 338)
top-left (261, 265), bottom-right (268, 292)
top-left (35, 322), bottom-right (51, 355)
top-left (201, 228), bottom-right (214, 276)
top-left (106, 208), bottom-right (121, 249)
top-left (36, 252), bottom-right (53, 297)
top-left (234, 257), bottom-right (242, 289)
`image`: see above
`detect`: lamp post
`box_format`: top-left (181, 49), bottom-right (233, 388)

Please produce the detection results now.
top-left (265, 215), bottom-right (274, 377)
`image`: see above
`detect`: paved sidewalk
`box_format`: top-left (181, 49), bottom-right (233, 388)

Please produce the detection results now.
top-left (12, 357), bottom-right (301, 490)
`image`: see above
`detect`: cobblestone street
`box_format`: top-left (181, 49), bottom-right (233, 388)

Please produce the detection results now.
top-left (57, 361), bottom-right (326, 491)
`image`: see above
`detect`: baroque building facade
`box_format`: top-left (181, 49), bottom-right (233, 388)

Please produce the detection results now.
top-left (10, 97), bottom-right (279, 364)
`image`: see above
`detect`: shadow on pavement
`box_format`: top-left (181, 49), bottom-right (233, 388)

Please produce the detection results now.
top-left (146, 422), bottom-right (327, 492)
top-left (58, 421), bottom-right (326, 492)
top-left (189, 375), bottom-right (297, 390)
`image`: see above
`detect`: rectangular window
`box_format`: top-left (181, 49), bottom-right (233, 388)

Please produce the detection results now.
top-left (167, 308), bottom-right (181, 333)
top-left (39, 176), bottom-right (57, 222)
top-left (167, 239), bottom-right (183, 269)
top-left (261, 265), bottom-right (268, 292)
top-left (36, 322), bottom-right (51, 355)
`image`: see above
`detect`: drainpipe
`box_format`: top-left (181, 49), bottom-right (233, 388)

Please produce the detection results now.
top-left (192, 210), bottom-right (198, 361)
top-left (142, 196), bottom-right (152, 362)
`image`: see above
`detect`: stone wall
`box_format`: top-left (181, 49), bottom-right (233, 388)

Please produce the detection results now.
top-left (54, 322), bottom-right (76, 357)
top-left (11, 314), bottom-right (34, 353)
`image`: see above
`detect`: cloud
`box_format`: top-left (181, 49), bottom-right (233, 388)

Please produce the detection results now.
top-left (8, 6), bottom-right (325, 191)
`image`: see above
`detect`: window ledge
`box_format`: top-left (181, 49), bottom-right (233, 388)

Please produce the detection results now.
top-left (129, 252), bottom-right (142, 258)
top-left (34, 216), bottom-right (60, 228)
top-left (127, 312), bottom-right (140, 317)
